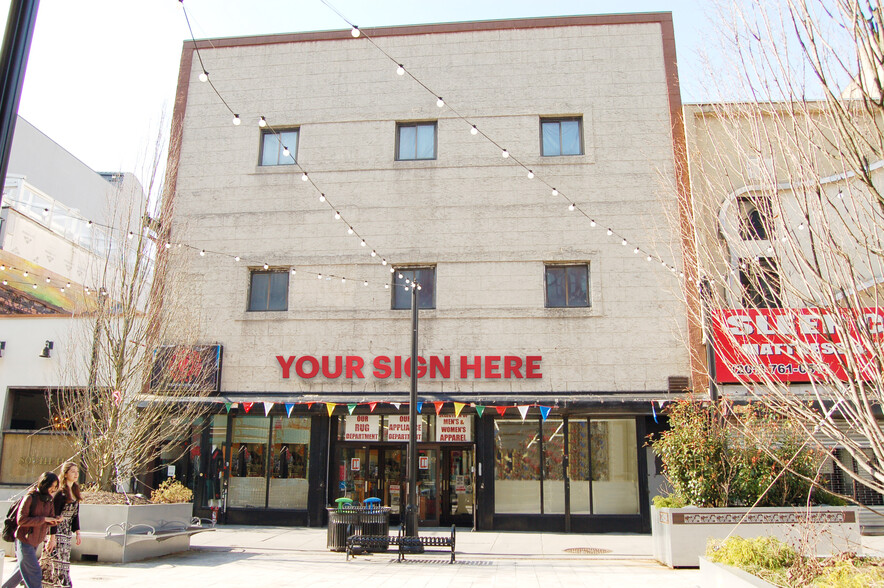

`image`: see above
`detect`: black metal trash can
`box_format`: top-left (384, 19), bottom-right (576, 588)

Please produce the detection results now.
top-left (358, 506), bottom-right (392, 552)
top-left (327, 507), bottom-right (360, 552)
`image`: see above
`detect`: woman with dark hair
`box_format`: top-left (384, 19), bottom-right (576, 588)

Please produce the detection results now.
top-left (1, 471), bottom-right (61, 588)
top-left (42, 462), bottom-right (80, 588)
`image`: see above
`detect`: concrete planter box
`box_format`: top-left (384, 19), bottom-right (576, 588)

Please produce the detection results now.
top-left (0, 501), bottom-right (200, 564)
top-left (652, 506), bottom-right (861, 568)
top-left (699, 556), bottom-right (775, 587)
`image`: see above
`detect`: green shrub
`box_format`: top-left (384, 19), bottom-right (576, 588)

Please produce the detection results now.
top-left (652, 494), bottom-right (686, 508)
top-left (150, 478), bottom-right (193, 504)
top-left (650, 399), bottom-right (830, 507)
top-left (813, 561), bottom-right (884, 587)
top-left (706, 536), bottom-right (797, 571)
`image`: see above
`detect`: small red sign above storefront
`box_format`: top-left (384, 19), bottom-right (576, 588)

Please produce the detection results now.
top-left (712, 308), bottom-right (884, 383)
top-left (276, 354), bottom-right (542, 380)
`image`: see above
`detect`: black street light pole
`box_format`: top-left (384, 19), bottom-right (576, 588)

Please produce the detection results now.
top-left (405, 284), bottom-right (421, 542)
top-left (0, 0), bottom-right (40, 201)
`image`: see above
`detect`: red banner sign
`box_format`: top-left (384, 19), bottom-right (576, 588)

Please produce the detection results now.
top-left (712, 308), bottom-right (884, 383)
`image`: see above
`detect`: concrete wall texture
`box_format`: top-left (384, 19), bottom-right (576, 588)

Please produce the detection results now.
top-left (169, 16), bottom-right (691, 398)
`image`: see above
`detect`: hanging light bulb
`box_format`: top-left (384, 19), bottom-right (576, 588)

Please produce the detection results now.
top-left (127, 231), bottom-right (134, 240)
top-left (360, 240), bottom-right (366, 247)
top-left (2, 280), bottom-right (7, 286)
top-left (318, 274), bottom-right (323, 279)
top-left (634, 247), bottom-right (640, 254)
top-left (405, 278), bottom-right (411, 284)
top-left (798, 223), bottom-right (805, 230)
top-left (66, 282), bottom-right (71, 288)
top-left (502, 150), bottom-right (509, 158)
top-left (263, 263), bottom-right (269, 270)
top-left (165, 242), bottom-right (171, 249)
top-left (527, 170), bottom-right (534, 179)
top-left (382, 259), bottom-right (387, 266)
top-left (363, 281), bottom-right (368, 286)
top-left (334, 211), bottom-right (341, 220)
top-left (590, 220), bottom-right (596, 227)
top-left (417, 285), bottom-right (422, 290)
top-left (259, 116), bottom-right (267, 128)
top-left (837, 189), bottom-right (844, 199)
top-left (233, 114), bottom-right (241, 126)
top-left (622, 239), bottom-right (627, 246)
top-left (282, 146), bottom-right (290, 157)
top-left (607, 229), bottom-right (613, 236)
top-left (32, 284), bottom-right (37, 289)
top-left (199, 71), bottom-right (208, 82)
top-left (398, 273), bottom-right (403, 279)
top-left (385, 284), bottom-right (389, 289)
top-left (235, 256), bottom-right (241, 262)
top-left (371, 250), bottom-right (377, 257)
top-left (347, 227), bottom-right (354, 235)
top-left (291, 268), bottom-right (296, 275)
top-left (397, 64), bottom-right (405, 76)
top-left (22, 271), bottom-right (28, 277)
top-left (470, 125), bottom-right (478, 135)
top-left (551, 188), bottom-right (558, 196)
top-left (301, 173), bottom-right (308, 182)
top-left (60, 288), bottom-right (65, 293)
top-left (568, 203), bottom-right (575, 211)
top-left (200, 250), bottom-right (206, 256)
top-left (45, 277), bottom-right (50, 283)
top-left (0, 265), bottom-right (4, 271)
top-left (647, 256), bottom-right (652, 262)
top-left (341, 277), bottom-right (346, 283)
top-left (351, 26), bottom-right (360, 37)
top-left (436, 97), bottom-right (444, 108)
top-left (767, 246), bottom-right (773, 252)
top-left (319, 194), bottom-right (326, 202)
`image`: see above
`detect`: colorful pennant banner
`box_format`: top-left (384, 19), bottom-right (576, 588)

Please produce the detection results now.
top-left (263, 402), bottom-right (273, 416)
top-left (475, 405), bottom-right (485, 418)
top-left (453, 402), bottom-right (465, 417)
top-left (539, 406), bottom-right (551, 421)
top-left (326, 403), bottom-right (336, 417)
top-left (242, 402), bottom-right (254, 414)
top-left (285, 403), bottom-right (295, 417)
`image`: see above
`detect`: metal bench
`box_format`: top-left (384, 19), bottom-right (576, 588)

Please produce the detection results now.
top-left (346, 524), bottom-right (456, 563)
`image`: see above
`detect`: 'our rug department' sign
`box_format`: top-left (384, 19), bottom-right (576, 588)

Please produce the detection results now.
top-left (344, 415), bottom-right (380, 441)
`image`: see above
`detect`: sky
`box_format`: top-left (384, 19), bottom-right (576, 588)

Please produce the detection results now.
top-left (0, 0), bottom-right (717, 181)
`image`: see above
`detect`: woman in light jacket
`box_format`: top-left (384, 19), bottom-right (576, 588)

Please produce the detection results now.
top-left (1, 472), bottom-right (61, 588)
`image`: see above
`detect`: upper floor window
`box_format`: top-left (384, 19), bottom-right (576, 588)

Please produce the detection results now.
top-left (740, 258), bottom-right (781, 308)
top-left (541, 117), bottom-right (583, 156)
top-left (738, 197), bottom-right (770, 240)
top-left (545, 264), bottom-right (589, 308)
top-left (396, 122), bottom-right (436, 161)
top-left (248, 270), bottom-right (289, 311)
top-left (392, 267), bottom-right (436, 309)
top-left (260, 129), bottom-right (299, 166)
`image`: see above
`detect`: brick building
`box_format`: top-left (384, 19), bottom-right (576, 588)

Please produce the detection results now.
top-left (166, 13), bottom-right (697, 532)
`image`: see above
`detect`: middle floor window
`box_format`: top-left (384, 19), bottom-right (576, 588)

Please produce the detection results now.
top-left (248, 270), bottom-right (289, 312)
top-left (545, 264), bottom-right (589, 308)
top-left (392, 266), bottom-right (436, 310)
top-left (396, 122), bottom-right (437, 160)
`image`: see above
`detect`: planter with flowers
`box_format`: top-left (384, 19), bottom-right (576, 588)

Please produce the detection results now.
top-left (650, 399), bottom-right (860, 568)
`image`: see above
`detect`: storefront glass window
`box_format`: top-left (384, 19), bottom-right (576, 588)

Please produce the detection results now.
top-left (568, 420), bottom-right (591, 514)
top-left (204, 415), bottom-right (226, 507)
top-left (267, 417), bottom-right (310, 509)
top-left (591, 419), bottom-right (639, 514)
top-left (494, 420), bottom-right (541, 513)
top-left (542, 419), bottom-right (566, 514)
top-left (229, 416), bottom-right (269, 508)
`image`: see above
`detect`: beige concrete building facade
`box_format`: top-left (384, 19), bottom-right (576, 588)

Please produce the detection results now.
top-left (166, 14), bottom-right (694, 533)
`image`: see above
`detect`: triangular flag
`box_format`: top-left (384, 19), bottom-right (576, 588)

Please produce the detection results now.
top-left (517, 405), bottom-right (530, 421)
top-left (369, 402), bottom-right (377, 413)
top-left (242, 402), bottom-right (254, 414)
top-left (453, 402), bottom-right (466, 417)
top-left (263, 402), bottom-right (273, 416)
top-left (326, 403), bottom-right (336, 417)
top-left (539, 406), bottom-right (551, 421)
top-left (495, 406), bottom-right (507, 417)
top-left (307, 402), bottom-right (314, 410)
top-left (224, 402), bottom-right (232, 413)
top-left (417, 402), bottom-right (423, 413)
top-left (475, 405), bottom-right (485, 418)
top-left (433, 401), bottom-right (444, 415)
top-left (347, 403), bottom-right (357, 415)
top-left (391, 403), bottom-right (401, 410)
top-left (285, 403), bottom-right (295, 417)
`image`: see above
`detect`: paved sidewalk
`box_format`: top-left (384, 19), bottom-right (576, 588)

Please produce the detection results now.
top-left (12, 526), bottom-right (702, 588)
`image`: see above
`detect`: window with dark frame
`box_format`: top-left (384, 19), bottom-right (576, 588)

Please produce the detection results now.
top-left (248, 270), bottom-right (289, 311)
top-left (541, 117), bottom-right (583, 156)
top-left (740, 257), bottom-right (781, 308)
top-left (260, 129), bottom-right (299, 166)
top-left (738, 197), bottom-right (770, 240)
top-left (392, 267), bottom-right (436, 309)
top-left (545, 264), bottom-right (589, 308)
top-left (396, 122), bottom-right (437, 161)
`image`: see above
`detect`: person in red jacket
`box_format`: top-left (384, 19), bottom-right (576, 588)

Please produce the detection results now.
top-left (2, 472), bottom-right (61, 588)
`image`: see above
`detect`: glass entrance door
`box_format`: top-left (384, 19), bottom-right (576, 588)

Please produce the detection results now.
top-left (417, 447), bottom-right (439, 525)
top-left (441, 447), bottom-right (474, 527)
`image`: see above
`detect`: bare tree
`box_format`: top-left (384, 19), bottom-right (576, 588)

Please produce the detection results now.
top-left (51, 131), bottom-right (217, 493)
top-left (684, 0), bottom-right (884, 499)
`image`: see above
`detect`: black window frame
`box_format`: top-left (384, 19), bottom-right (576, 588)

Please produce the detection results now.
top-left (248, 270), bottom-right (290, 312)
top-left (540, 117), bottom-right (584, 157)
top-left (545, 264), bottom-right (590, 308)
top-left (395, 121), bottom-right (438, 161)
top-left (391, 266), bottom-right (436, 310)
top-left (259, 128), bottom-right (300, 166)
